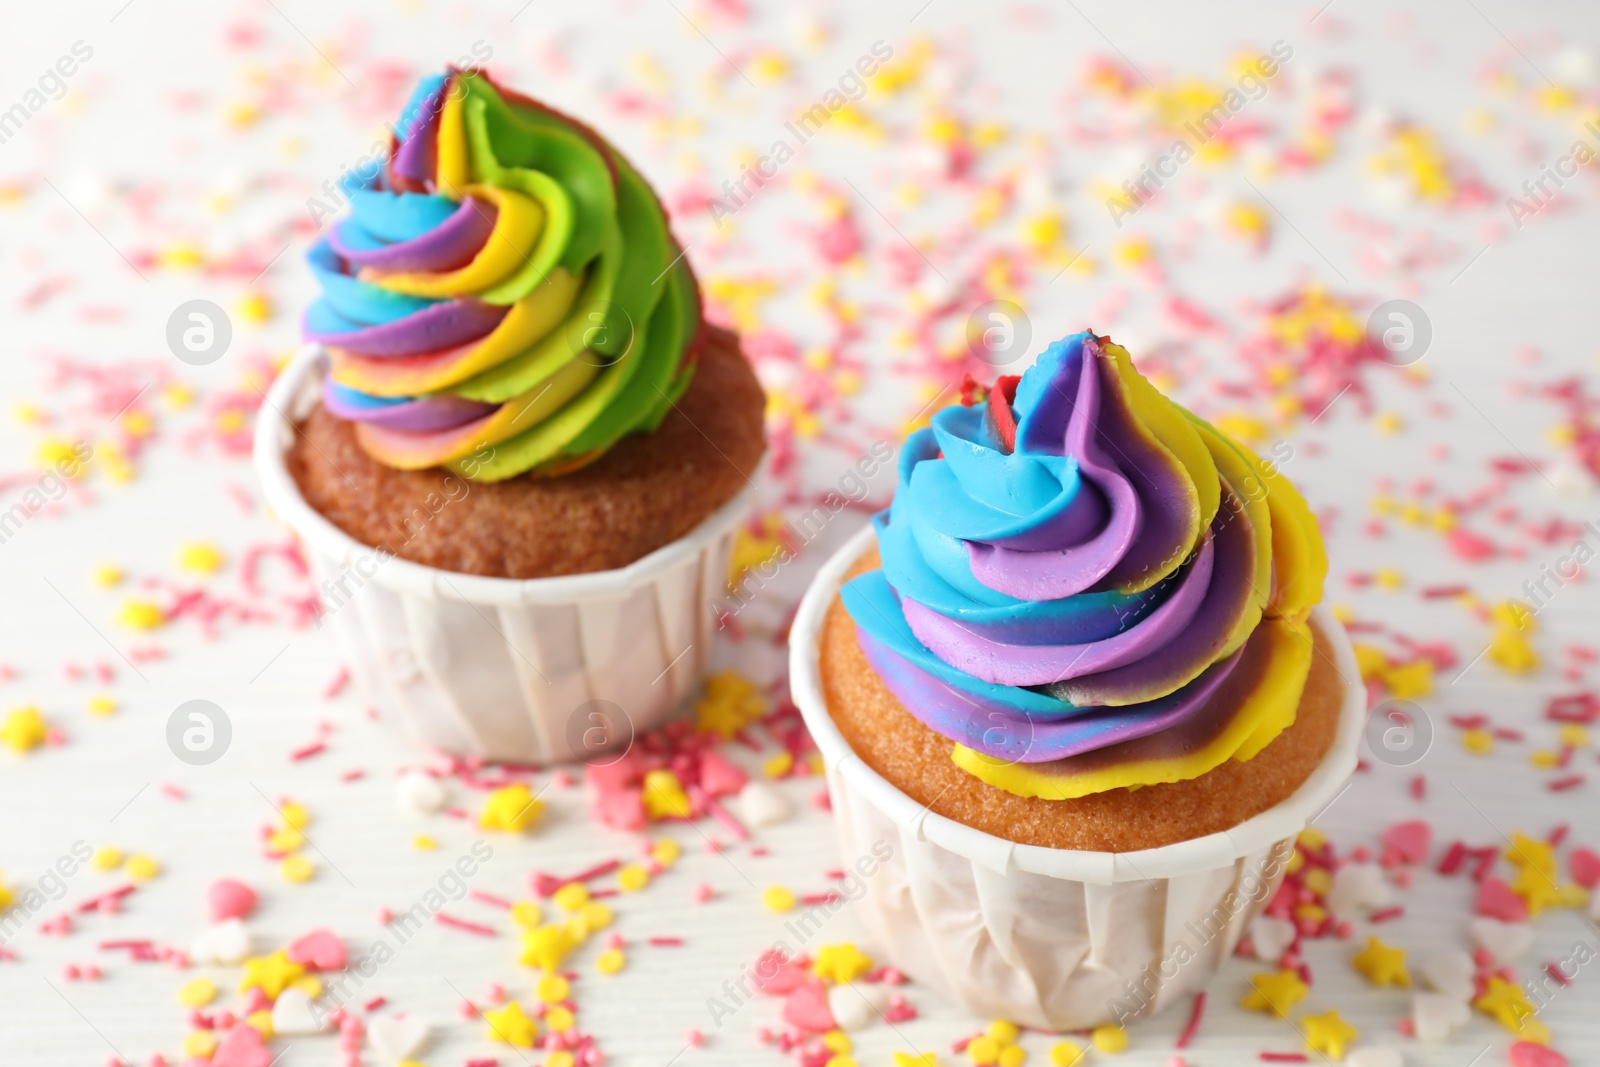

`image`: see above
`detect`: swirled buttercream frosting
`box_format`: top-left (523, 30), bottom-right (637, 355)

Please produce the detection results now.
top-left (842, 331), bottom-right (1328, 799)
top-left (304, 69), bottom-right (700, 481)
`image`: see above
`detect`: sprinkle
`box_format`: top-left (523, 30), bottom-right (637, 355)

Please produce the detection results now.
top-left (1091, 1024), bottom-right (1128, 1053)
top-left (280, 855), bottom-right (315, 883)
top-left (763, 886), bottom-right (796, 912)
top-left (434, 913), bottom-right (497, 938)
top-left (1174, 991), bottom-right (1206, 1049)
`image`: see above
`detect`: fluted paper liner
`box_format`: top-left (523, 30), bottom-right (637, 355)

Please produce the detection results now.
top-left (790, 526), bottom-right (1364, 1030)
top-left (255, 344), bottom-right (757, 764)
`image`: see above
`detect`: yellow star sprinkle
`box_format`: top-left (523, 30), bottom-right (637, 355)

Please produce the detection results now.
top-left (1475, 976), bottom-right (1548, 1040)
top-left (1504, 832), bottom-right (1558, 877)
top-left (1303, 1008), bottom-right (1359, 1060)
top-left (1351, 935), bottom-right (1410, 987)
top-left (1, 707), bottom-right (48, 753)
top-left (814, 943), bottom-right (874, 985)
top-left (519, 923), bottom-right (579, 973)
top-left (479, 784), bottom-right (543, 833)
top-left (239, 951), bottom-right (305, 999)
top-left (641, 769), bottom-right (692, 820)
top-left (694, 670), bottom-right (765, 739)
top-left (1240, 970), bottom-right (1308, 1017)
top-left (482, 1001), bottom-right (538, 1048)
top-left (1511, 863), bottom-right (1564, 916)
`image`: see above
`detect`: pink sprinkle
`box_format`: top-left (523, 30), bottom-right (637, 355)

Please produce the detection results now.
top-left (685, 1029), bottom-right (704, 1047)
top-left (457, 1000), bottom-right (479, 1020)
top-left (648, 937), bottom-right (683, 947)
top-left (433, 913), bottom-right (497, 937)
top-left (160, 783), bottom-right (187, 800)
top-left (1260, 1055), bottom-right (1310, 1063)
top-left (1549, 775), bottom-right (1585, 792)
top-left (375, 906), bottom-right (393, 924)
top-left (290, 741), bottom-right (326, 762)
top-left (1545, 961), bottom-right (1572, 986)
top-left (323, 666), bottom-right (351, 699)
top-left (1369, 906), bottom-right (1404, 923)
top-left (363, 996), bottom-right (387, 1011)
top-left (693, 883), bottom-right (715, 903)
top-left (469, 890), bottom-right (515, 910)
top-left (340, 769), bottom-right (365, 782)
top-left (1175, 991), bottom-right (1206, 1049)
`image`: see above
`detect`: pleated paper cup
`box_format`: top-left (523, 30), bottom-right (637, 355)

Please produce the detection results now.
top-left (255, 344), bottom-right (758, 765)
top-left (790, 525), bottom-right (1364, 1031)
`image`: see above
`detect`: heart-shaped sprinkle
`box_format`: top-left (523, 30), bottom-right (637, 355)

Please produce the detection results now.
top-left (781, 979), bottom-right (836, 1033)
top-left (737, 781), bottom-right (793, 829)
top-left (1476, 877), bottom-right (1529, 923)
top-left (1381, 819), bottom-right (1431, 865)
top-left (1469, 917), bottom-right (1533, 961)
top-left (287, 928), bottom-right (346, 971)
top-left (1249, 916), bottom-right (1297, 963)
top-left (1419, 950), bottom-right (1475, 1001)
top-left (1508, 1042), bottom-right (1568, 1067)
top-left (269, 987), bottom-right (327, 1036)
top-left (367, 1015), bottom-right (430, 1061)
top-left (827, 982), bottom-right (888, 1032)
top-left (207, 878), bottom-right (257, 922)
top-left (211, 1024), bottom-right (271, 1067)
top-left (1412, 991), bottom-right (1470, 1042)
top-left (191, 920), bottom-right (251, 965)
top-left (1569, 846), bottom-right (1600, 889)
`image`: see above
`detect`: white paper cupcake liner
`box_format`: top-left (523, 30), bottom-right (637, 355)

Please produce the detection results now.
top-left (255, 344), bottom-right (759, 765)
top-left (790, 525), bottom-right (1365, 1031)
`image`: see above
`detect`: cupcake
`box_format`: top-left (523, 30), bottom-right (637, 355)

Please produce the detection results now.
top-left (790, 331), bottom-right (1362, 1029)
top-left (255, 68), bottom-right (765, 764)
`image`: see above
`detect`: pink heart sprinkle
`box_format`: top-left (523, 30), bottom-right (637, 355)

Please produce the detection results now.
top-left (1508, 1041), bottom-right (1568, 1067)
top-left (1381, 819), bottom-right (1432, 865)
top-left (207, 878), bottom-right (257, 922)
top-left (1569, 846), bottom-right (1600, 889)
top-left (697, 750), bottom-right (749, 799)
top-left (287, 929), bottom-right (346, 971)
top-left (1476, 878), bottom-right (1529, 923)
top-left (781, 980), bottom-right (836, 1033)
top-left (750, 949), bottom-right (807, 995)
top-left (211, 1024), bottom-right (271, 1067)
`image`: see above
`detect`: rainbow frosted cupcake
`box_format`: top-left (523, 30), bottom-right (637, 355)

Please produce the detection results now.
top-left (256, 69), bottom-right (764, 763)
top-left (791, 330), bottom-right (1361, 1028)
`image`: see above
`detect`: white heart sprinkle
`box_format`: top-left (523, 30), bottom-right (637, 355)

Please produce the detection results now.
top-left (1248, 916), bottom-right (1296, 963)
top-left (826, 983), bottom-right (887, 1033)
top-left (189, 919), bottom-right (250, 965)
top-left (270, 987), bottom-right (327, 1035)
top-left (396, 771), bottom-right (448, 816)
top-left (1326, 863), bottom-right (1391, 917)
top-left (1469, 917), bottom-right (1533, 961)
top-left (736, 781), bottom-right (792, 829)
top-left (1419, 950), bottom-right (1475, 1001)
top-left (1412, 991), bottom-right (1470, 1043)
top-left (367, 1015), bottom-right (430, 1061)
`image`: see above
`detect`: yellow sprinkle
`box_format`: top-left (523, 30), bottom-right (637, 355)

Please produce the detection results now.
top-left (641, 769), bottom-right (693, 820)
top-left (116, 600), bottom-right (166, 631)
top-left (1303, 867), bottom-right (1333, 897)
top-left (267, 828), bottom-right (305, 853)
top-left (479, 784), bottom-right (543, 832)
top-left (987, 1021), bottom-right (1020, 1044)
top-left (552, 883), bottom-right (590, 913)
top-left (182, 1031), bottom-right (218, 1058)
top-left (177, 542), bottom-right (225, 575)
top-left (1373, 567), bottom-right (1405, 590)
top-left (279, 801), bottom-right (310, 829)
top-left (1462, 728), bottom-right (1494, 754)
top-left (1091, 1024), bottom-right (1128, 1053)
top-left (511, 901), bottom-right (543, 929)
top-left (579, 901), bottom-right (613, 934)
top-left (1530, 749), bottom-right (1561, 768)
top-left (1049, 1041), bottom-right (1085, 1066)
top-left (546, 1006), bottom-right (576, 1034)
top-left (814, 943), bottom-right (874, 984)
top-left (177, 977), bottom-right (217, 1007)
top-left (763, 886), bottom-right (796, 912)
top-left (90, 563), bottom-right (124, 588)
top-left (997, 1046), bottom-right (1026, 1067)
top-left (764, 751), bottom-right (795, 778)
top-left (157, 243), bottom-right (206, 269)
top-left (653, 839), bottom-right (683, 867)
top-left (91, 847), bottom-right (122, 872)
top-left (537, 974), bottom-right (571, 1004)
top-left (1559, 724), bottom-right (1589, 748)
top-left (968, 1036), bottom-right (1001, 1065)
top-left (87, 695), bottom-right (118, 717)
top-left (412, 835), bottom-right (438, 851)
top-left (236, 292), bottom-right (273, 324)
top-left (125, 854), bottom-right (160, 881)
top-left (596, 948), bottom-right (626, 975)
top-left (617, 865), bottom-right (651, 893)
top-left (1374, 411), bottom-right (1404, 435)
top-left (281, 855), bottom-right (315, 883)
top-left (1382, 659), bottom-right (1435, 700)
top-left (2, 707), bottom-right (49, 753)
top-left (246, 1009), bottom-right (274, 1037)
top-left (1298, 827), bottom-right (1327, 851)
top-left (292, 974), bottom-right (323, 999)
top-left (823, 1031), bottom-right (853, 1054)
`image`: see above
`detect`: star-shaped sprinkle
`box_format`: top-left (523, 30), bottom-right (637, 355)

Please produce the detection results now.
top-left (238, 951), bottom-right (305, 1000)
top-left (482, 1001), bottom-right (538, 1048)
top-left (1475, 977), bottom-right (1550, 1042)
top-left (641, 770), bottom-right (693, 820)
top-left (814, 943), bottom-right (875, 984)
top-left (1303, 1008), bottom-right (1359, 1060)
top-left (1504, 832), bottom-right (1558, 878)
top-left (519, 923), bottom-right (579, 973)
top-left (1351, 935), bottom-right (1411, 987)
top-left (479, 785), bottom-right (543, 833)
top-left (1511, 864), bottom-right (1564, 917)
top-left (1240, 970), bottom-right (1308, 1017)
